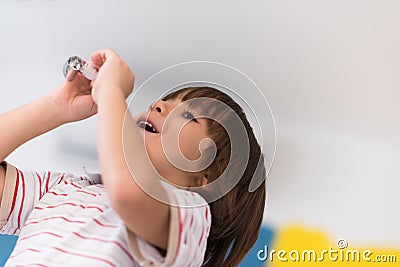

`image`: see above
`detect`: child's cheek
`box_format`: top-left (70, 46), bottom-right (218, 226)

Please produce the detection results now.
top-left (179, 134), bottom-right (201, 161)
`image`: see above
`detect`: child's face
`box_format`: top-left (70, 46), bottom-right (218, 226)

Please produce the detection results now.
top-left (134, 97), bottom-right (210, 187)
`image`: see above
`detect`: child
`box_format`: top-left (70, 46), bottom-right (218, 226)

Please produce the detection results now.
top-left (0, 49), bottom-right (266, 266)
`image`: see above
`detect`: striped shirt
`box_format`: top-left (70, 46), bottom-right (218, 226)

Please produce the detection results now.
top-left (0, 161), bottom-right (211, 267)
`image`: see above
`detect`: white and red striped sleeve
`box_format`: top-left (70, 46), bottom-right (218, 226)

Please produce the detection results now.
top-left (0, 161), bottom-right (67, 235)
top-left (126, 182), bottom-right (212, 267)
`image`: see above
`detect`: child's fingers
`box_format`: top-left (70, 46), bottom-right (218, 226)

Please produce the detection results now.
top-left (90, 50), bottom-right (106, 70)
top-left (66, 69), bottom-right (78, 81)
top-left (90, 49), bottom-right (119, 70)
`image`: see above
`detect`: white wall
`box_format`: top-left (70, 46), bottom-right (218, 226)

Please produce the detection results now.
top-left (1, 0), bottom-right (399, 246)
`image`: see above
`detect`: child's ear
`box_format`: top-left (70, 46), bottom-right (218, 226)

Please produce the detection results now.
top-left (194, 174), bottom-right (208, 187)
top-left (200, 174), bottom-right (208, 186)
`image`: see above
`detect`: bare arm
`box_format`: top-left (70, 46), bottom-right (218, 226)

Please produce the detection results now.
top-left (0, 94), bottom-right (64, 163)
top-left (92, 50), bottom-right (170, 249)
top-left (0, 72), bottom-right (97, 204)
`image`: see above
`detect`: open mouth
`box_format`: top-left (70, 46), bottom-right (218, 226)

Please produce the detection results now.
top-left (137, 119), bottom-right (158, 133)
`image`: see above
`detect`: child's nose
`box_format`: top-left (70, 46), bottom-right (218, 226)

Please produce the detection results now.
top-left (152, 100), bottom-right (172, 117)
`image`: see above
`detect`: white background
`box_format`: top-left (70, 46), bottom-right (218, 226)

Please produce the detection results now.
top-left (0, 0), bottom-right (399, 246)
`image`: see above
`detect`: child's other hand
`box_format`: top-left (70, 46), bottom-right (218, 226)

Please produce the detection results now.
top-left (51, 72), bottom-right (97, 123)
top-left (90, 49), bottom-right (135, 103)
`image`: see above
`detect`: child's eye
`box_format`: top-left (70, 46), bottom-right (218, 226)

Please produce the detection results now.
top-left (182, 110), bottom-right (198, 122)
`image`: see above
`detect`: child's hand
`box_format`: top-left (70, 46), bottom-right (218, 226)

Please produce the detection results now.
top-left (50, 72), bottom-right (97, 123)
top-left (90, 49), bottom-right (135, 104)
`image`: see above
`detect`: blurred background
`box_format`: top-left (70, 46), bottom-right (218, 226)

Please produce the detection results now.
top-left (0, 0), bottom-right (399, 266)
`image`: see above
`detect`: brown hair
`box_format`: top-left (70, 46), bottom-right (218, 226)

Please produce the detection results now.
top-left (163, 86), bottom-right (266, 266)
